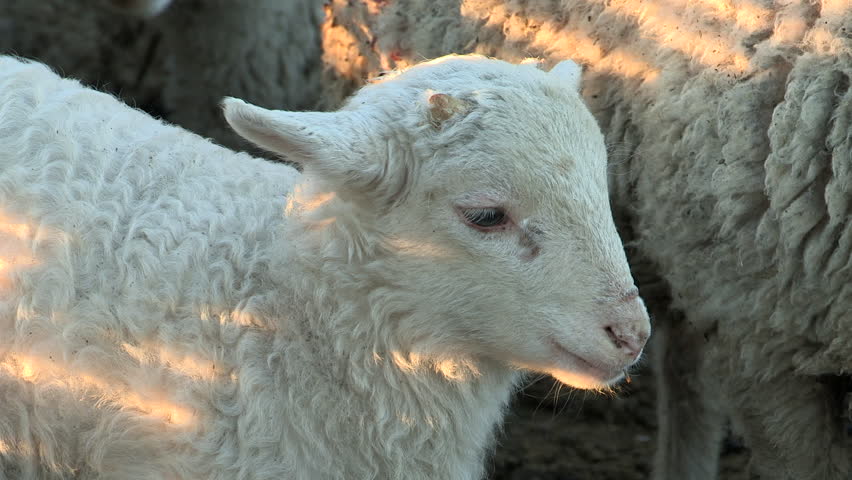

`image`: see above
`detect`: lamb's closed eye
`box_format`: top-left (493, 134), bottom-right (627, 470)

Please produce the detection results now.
top-left (460, 207), bottom-right (509, 229)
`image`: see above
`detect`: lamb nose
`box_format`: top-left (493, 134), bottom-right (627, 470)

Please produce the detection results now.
top-left (604, 325), bottom-right (646, 357)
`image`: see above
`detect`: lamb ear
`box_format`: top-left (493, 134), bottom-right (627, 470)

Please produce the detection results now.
top-left (549, 60), bottom-right (583, 92)
top-left (224, 97), bottom-right (414, 205)
top-left (222, 97), bottom-right (348, 164)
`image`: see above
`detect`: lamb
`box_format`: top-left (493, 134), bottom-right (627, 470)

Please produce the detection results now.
top-left (0, 54), bottom-right (650, 479)
top-left (0, 0), bottom-right (323, 153)
top-left (319, 1), bottom-right (852, 478)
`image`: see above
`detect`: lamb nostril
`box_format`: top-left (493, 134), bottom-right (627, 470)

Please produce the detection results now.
top-left (604, 325), bottom-right (623, 349)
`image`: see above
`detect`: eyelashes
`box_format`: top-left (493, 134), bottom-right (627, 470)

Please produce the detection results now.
top-left (460, 207), bottom-right (509, 229)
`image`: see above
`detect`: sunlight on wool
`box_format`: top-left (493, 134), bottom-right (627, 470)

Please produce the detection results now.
top-left (19, 357), bottom-right (34, 378)
top-left (322, 1), bottom-right (420, 79)
top-left (196, 305), bottom-right (276, 332)
top-left (0, 254), bottom-right (39, 274)
top-left (807, 27), bottom-right (846, 54)
top-left (0, 217), bottom-right (32, 239)
top-left (462, 3), bottom-right (661, 82)
top-left (0, 215), bottom-right (42, 289)
top-left (302, 216), bottom-right (338, 231)
top-left (396, 411), bottom-right (437, 428)
top-left (285, 188), bottom-right (337, 216)
top-left (230, 308), bottom-right (267, 329)
top-left (398, 413), bottom-right (417, 427)
top-left (390, 351), bottom-right (481, 382)
top-left (770, 13), bottom-right (846, 53)
top-left (121, 342), bottom-right (221, 381)
top-left (771, 16), bottom-right (811, 45)
top-left (528, 27), bottom-right (661, 82)
top-left (284, 188), bottom-right (340, 231)
top-left (5, 353), bottom-right (194, 426)
top-left (321, 5), bottom-right (379, 79)
top-left (320, 0), bottom-right (813, 93)
top-left (587, 0), bottom-right (752, 73)
top-left (384, 236), bottom-right (453, 259)
top-left (363, 0), bottom-right (390, 16)
top-left (677, 0), bottom-right (772, 33)
top-left (820, 0), bottom-right (850, 18)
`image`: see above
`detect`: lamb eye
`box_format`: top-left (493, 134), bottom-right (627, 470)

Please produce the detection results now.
top-left (462, 208), bottom-right (508, 229)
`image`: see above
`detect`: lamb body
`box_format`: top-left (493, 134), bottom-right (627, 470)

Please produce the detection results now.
top-left (0, 55), bottom-right (649, 479)
top-left (319, 1), bottom-right (852, 478)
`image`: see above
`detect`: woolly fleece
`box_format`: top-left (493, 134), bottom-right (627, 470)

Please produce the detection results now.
top-left (0, 55), bottom-right (647, 479)
top-left (320, 1), bottom-right (852, 478)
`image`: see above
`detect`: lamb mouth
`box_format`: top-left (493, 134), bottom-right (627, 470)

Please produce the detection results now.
top-left (547, 338), bottom-right (624, 384)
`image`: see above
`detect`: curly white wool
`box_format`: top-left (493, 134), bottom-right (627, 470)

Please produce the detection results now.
top-left (0, 55), bottom-right (648, 479)
top-left (321, 1), bottom-right (852, 478)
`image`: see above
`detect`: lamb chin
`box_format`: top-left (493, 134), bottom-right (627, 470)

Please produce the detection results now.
top-left (549, 367), bottom-right (626, 390)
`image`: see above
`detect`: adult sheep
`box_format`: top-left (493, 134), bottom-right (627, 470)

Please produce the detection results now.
top-left (0, 55), bottom-right (650, 479)
top-left (0, 0), bottom-right (152, 101)
top-left (144, 0), bottom-right (324, 152)
top-left (0, 0), bottom-right (323, 153)
top-left (319, 0), bottom-right (852, 478)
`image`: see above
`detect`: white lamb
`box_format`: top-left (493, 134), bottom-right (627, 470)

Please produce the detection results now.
top-left (320, 1), bottom-right (852, 477)
top-left (0, 55), bottom-right (650, 479)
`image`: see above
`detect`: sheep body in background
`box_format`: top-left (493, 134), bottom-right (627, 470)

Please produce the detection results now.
top-left (153, 0), bottom-right (324, 151)
top-left (0, 0), bottom-right (322, 152)
top-left (0, 0), bottom-right (153, 99)
top-left (0, 55), bottom-right (649, 479)
top-left (319, 1), bottom-right (852, 478)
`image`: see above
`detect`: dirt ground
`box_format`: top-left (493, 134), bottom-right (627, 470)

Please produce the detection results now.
top-left (488, 363), bottom-right (751, 479)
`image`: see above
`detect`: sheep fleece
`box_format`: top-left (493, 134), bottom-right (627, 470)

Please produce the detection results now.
top-left (0, 53), bottom-right (540, 479)
top-left (321, 0), bottom-right (852, 478)
top-left (0, 56), bottom-right (309, 480)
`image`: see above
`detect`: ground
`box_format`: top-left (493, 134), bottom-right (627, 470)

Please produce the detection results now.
top-left (489, 362), bottom-right (750, 479)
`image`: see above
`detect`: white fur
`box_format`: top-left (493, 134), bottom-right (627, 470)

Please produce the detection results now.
top-left (319, 1), bottom-right (852, 478)
top-left (548, 60), bottom-right (583, 92)
top-left (0, 54), bottom-right (649, 479)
